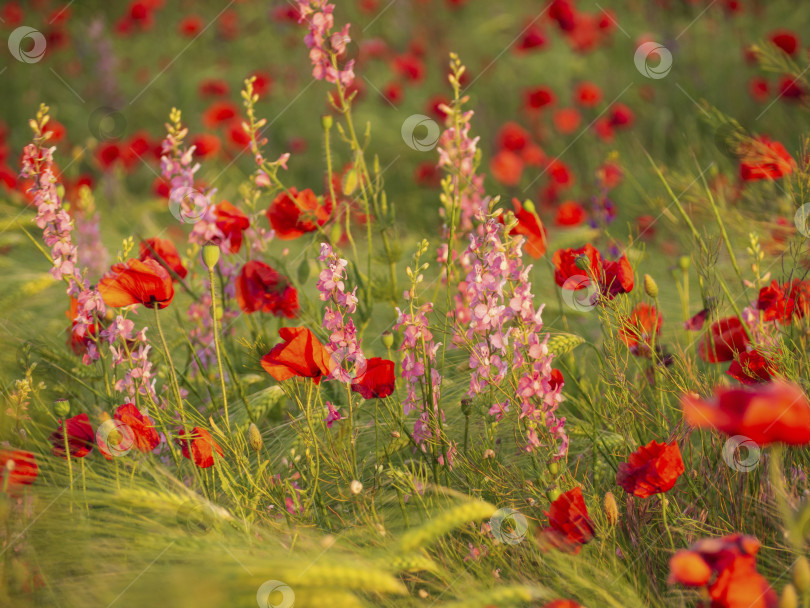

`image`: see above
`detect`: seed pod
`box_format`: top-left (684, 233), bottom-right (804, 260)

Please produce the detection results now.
top-left (574, 254), bottom-right (591, 270)
top-left (382, 332), bottom-right (394, 349)
top-left (643, 274), bottom-right (659, 298)
top-left (546, 488), bottom-right (562, 503)
top-left (202, 243), bottom-right (220, 269)
top-left (54, 399), bottom-right (70, 418)
top-left (603, 491), bottom-right (619, 526)
top-left (678, 255), bottom-right (691, 271)
top-left (248, 423), bottom-right (263, 452)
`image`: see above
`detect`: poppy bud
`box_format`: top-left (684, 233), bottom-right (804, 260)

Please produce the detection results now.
top-left (350, 480), bottom-right (363, 495)
top-left (248, 423), bottom-right (263, 452)
top-left (603, 491), bottom-right (619, 525)
top-left (574, 255), bottom-right (590, 270)
top-left (644, 274), bottom-right (659, 298)
top-left (390, 430), bottom-right (400, 439)
top-left (522, 199), bottom-right (536, 214)
top-left (793, 557), bottom-right (810, 592)
top-left (321, 115), bottom-right (333, 130)
top-left (202, 243), bottom-right (221, 270)
top-left (546, 488), bottom-right (562, 502)
top-left (382, 332), bottom-right (394, 349)
top-left (779, 583), bottom-right (798, 608)
top-left (329, 222), bottom-right (342, 245)
top-left (548, 460), bottom-right (560, 476)
top-left (461, 398), bottom-right (473, 417)
top-left (678, 255), bottom-right (690, 271)
top-left (54, 399), bottom-right (70, 418)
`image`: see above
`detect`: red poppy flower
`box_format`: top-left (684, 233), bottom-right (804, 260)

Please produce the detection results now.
top-left (698, 317), bottom-right (749, 363)
top-left (490, 150), bottom-right (524, 186)
top-left (549, 368), bottom-right (564, 391)
top-left (49, 413), bottom-right (94, 458)
top-left (555, 201), bottom-right (586, 226)
top-left (600, 255), bottom-right (634, 298)
top-left (609, 103), bottom-right (635, 128)
top-left (261, 327), bottom-right (334, 384)
top-left (543, 601), bottom-right (583, 608)
top-left (727, 351), bottom-right (776, 385)
top-left (199, 78), bottom-right (230, 97)
top-left (177, 427), bottom-right (223, 469)
top-left (497, 122), bottom-right (530, 152)
top-left (521, 143), bottom-right (546, 167)
top-left (525, 86), bottom-right (556, 111)
top-left (0, 450), bottom-right (38, 490)
top-left (516, 23), bottom-right (547, 52)
top-left (351, 357), bottom-right (395, 399)
top-left (96, 142), bottom-right (120, 169)
top-left (392, 53), bottom-right (424, 82)
top-left (769, 29), bottom-right (799, 56)
top-left (139, 238), bottom-right (187, 280)
top-left (236, 260), bottom-right (299, 317)
top-left (509, 198), bottom-right (547, 258)
top-left (739, 137), bottom-right (795, 181)
top-left (114, 403), bottom-right (160, 452)
top-left (682, 381), bottom-right (810, 446)
top-left (552, 244), bottom-right (601, 289)
top-left (539, 487), bottom-right (595, 553)
top-left (757, 280), bottom-right (794, 323)
top-left (616, 440), bottom-right (684, 498)
top-left (191, 133), bottom-right (221, 159)
top-left (668, 534), bottom-right (777, 608)
top-left (178, 15), bottom-right (203, 37)
top-left (382, 81), bottom-right (404, 105)
top-left (266, 188), bottom-right (332, 240)
top-left (748, 77), bottom-right (770, 103)
top-left (553, 108), bottom-right (581, 134)
top-left (250, 71), bottom-right (273, 98)
top-left (778, 76), bottom-right (806, 102)
top-left (619, 303), bottom-right (662, 350)
top-left (210, 200), bottom-right (250, 253)
top-left (549, 0), bottom-right (577, 31)
top-left (202, 101), bottom-right (238, 129)
top-left (98, 258), bottom-right (175, 309)
top-left (574, 81), bottom-right (602, 107)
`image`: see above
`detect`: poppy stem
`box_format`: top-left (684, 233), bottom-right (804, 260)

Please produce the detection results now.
top-left (62, 422), bottom-right (73, 513)
top-left (208, 267), bottom-right (230, 429)
top-left (661, 496), bottom-right (675, 550)
top-left (345, 381), bottom-right (358, 478)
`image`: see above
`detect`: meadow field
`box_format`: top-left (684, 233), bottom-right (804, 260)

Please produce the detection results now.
top-left (1, 1), bottom-right (810, 606)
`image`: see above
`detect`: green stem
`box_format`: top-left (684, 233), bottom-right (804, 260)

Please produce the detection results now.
top-left (208, 267), bottom-right (230, 429)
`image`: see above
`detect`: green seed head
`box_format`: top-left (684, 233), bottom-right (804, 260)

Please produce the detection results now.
top-left (643, 273), bottom-right (659, 298)
top-left (202, 242), bottom-right (220, 269)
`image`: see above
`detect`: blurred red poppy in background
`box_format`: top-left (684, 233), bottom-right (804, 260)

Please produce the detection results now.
top-left (739, 136), bottom-right (795, 181)
top-left (682, 381), bottom-right (810, 446)
top-left (669, 534), bottom-right (776, 608)
top-left (0, 450), bottom-right (38, 489)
